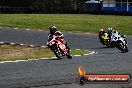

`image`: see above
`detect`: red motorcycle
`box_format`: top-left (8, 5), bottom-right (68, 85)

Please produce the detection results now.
top-left (47, 36), bottom-right (72, 59)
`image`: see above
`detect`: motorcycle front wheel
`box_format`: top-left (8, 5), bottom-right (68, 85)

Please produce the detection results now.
top-left (51, 45), bottom-right (63, 60)
top-left (54, 50), bottom-right (63, 60)
top-left (125, 45), bottom-right (129, 52)
top-left (66, 54), bottom-right (72, 59)
top-left (117, 41), bottom-right (126, 53)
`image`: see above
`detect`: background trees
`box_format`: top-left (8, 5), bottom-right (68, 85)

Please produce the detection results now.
top-left (0, 0), bottom-right (85, 13)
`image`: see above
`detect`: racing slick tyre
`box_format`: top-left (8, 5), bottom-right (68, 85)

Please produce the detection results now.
top-left (117, 41), bottom-right (126, 53)
top-left (125, 45), bottom-right (129, 52)
top-left (66, 54), bottom-right (72, 59)
top-left (51, 45), bottom-right (63, 60)
top-left (106, 40), bottom-right (111, 48)
top-left (125, 48), bottom-right (129, 52)
top-left (54, 50), bottom-right (63, 60)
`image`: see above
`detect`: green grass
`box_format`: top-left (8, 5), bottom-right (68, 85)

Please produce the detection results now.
top-left (0, 14), bottom-right (132, 35)
top-left (0, 45), bottom-right (91, 61)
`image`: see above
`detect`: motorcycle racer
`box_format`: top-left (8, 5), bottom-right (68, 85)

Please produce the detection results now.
top-left (107, 28), bottom-right (125, 41)
top-left (98, 28), bottom-right (107, 45)
top-left (48, 26), bottom-right (64, 42)
top-left (47, 26), bottom-right (71, 53)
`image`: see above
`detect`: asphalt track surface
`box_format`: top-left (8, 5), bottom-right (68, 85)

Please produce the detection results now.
top-left (0, 28), bottom-right (132, 88)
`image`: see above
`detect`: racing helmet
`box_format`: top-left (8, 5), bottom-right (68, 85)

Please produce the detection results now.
top-left (112, 30), bottom-right (117, 33)
top-left (99, 28), bottom-right (104, 32)
top-left (49, 26), bottom-right (57, 34)
top-left (107, 28), bottom-right (113, 33)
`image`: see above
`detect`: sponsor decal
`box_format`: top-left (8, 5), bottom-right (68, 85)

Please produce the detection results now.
top-left (77, 66), bottom-right (131, 85)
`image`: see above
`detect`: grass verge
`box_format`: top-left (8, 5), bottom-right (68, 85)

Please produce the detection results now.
top-left (0, 45), bottom-right (91, 61)
top-left (0, 14), bottom-right (132, 35)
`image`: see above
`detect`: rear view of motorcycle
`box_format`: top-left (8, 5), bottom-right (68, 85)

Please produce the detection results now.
top-left (47, 37), bottom-right (72, 59)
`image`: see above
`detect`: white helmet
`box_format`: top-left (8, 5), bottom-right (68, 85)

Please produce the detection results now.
top-left (108, 28), bottom-right (113, 33)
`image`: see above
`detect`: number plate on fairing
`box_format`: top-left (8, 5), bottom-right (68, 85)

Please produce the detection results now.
top-left (59, 43), bottom-right (66, 49)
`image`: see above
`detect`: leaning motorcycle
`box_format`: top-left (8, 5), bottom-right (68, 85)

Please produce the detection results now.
top-left (99, 33), bottom-right (111, 47)
top-left (111, 31), bottom-right (128, 53)
top-left (47, 36), bottom-right (72, 59)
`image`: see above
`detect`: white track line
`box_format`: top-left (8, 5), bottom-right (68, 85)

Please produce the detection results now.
top-left (76, 49), bottom-right (81, 50)
top-left (0, 51), bottom-right (96, 64)
top-left (51, 57), bottom-right (57, 59)
top-left (89, 51), bottom-right (96, 54)
top-left (83, 54), bottom-right (89, 55)
top-left (74, 55), bottom-right (82, 56)
top-left (41, 46), bottom-right (47, 48)
top-left (20, 44), bottom-right (24, 46)
top-left (15, 60), bottom-right (28, 62)
top-left (40, 58), bottom-right (50, 60)
top-left (38, 30), bottom-right (43, 31)
top-left (10, 43), bottom-right (15, 45)
top-left (0, 42), bottom-right (4, 44)
top-left (14, 27), bottom-right (18, 29)
top-left (0, 37), bottom-right (96, 64)
top-left (0, 49), bottom-right (96, 64)
top-left (26, 29), bottom-right (30, 31)
top-left (29, 45), bottom-right (34, 47)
